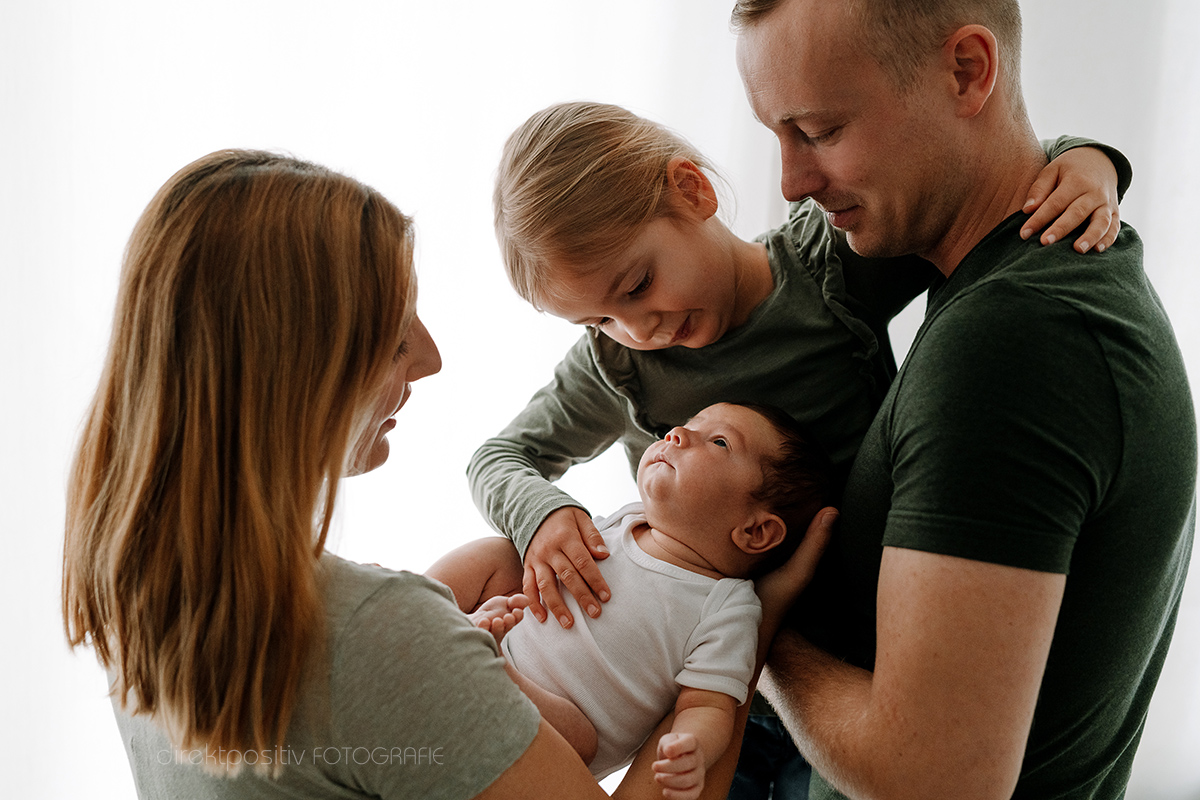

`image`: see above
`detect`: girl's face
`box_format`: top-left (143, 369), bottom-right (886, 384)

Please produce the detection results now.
top-left (538, 213), bottom-right (744, 351)
top-left (348, 315), bottom-right (442, 475)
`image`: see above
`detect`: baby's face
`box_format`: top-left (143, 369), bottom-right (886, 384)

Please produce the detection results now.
top-left (636, 403), bottom-right (780, 537)
top-left (537, 215), bottom-right (741, 351)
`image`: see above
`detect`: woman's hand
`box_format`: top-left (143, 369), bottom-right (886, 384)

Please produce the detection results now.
top-left (523, 506), bottom-right (612, 628)
top-left (1022, 146), bottom-right (1121, 254)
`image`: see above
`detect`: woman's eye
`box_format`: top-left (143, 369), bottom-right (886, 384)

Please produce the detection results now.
top-left (393, 341), bottom-right (410, 362)
top-left (628, 273), bottom-right (653, 297)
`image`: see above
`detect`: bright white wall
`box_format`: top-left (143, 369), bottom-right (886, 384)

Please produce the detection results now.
top-left (1, 2), bottom-right (1195, 798)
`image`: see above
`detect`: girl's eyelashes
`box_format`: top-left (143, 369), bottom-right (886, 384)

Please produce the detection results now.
top-left (628, 272), bottom-right (653, 297)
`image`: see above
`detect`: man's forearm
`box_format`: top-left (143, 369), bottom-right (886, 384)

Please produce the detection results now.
top-left (759, 627), bottom-right (878, 798)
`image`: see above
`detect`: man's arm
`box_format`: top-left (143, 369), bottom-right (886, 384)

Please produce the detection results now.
top-left (761, 546), bottom-right (1065, 800)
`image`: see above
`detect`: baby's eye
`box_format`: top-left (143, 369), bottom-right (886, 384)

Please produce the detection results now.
top-left (628, 273), bottom-right (653, 297)
top-left (713, 438), bottom-right (728, 448)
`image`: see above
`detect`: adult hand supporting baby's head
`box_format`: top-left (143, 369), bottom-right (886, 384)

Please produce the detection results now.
top-left (753, 508), bottom-right (837, 654)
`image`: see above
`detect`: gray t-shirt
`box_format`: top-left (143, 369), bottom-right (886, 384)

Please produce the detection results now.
top-left (113, 555), bottom-right (541, 799)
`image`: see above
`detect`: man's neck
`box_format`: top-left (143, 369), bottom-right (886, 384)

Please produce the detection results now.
top-left (925, 134), bottom-right (1047, 277)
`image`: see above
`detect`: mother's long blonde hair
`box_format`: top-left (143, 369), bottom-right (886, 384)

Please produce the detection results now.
top-left (62, 150), bottom-right (415, 770)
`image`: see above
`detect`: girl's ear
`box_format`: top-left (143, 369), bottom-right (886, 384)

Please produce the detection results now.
top-left (666, 157), bottom-right (719, 221)
top-left (731, 511), bottom-right (787, 557)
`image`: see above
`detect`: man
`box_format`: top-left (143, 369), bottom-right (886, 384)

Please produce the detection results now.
top-left (733, 1), bottom-right (1197, 798)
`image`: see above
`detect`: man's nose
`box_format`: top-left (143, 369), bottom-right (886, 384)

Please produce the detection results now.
top-left (779, 140), bottom-right (827, 203)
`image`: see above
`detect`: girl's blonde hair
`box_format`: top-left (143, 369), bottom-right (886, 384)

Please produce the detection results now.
top-left (62, 149), bottom-right (416, 773)
top-left (494, 101), bottom-right (718, 310)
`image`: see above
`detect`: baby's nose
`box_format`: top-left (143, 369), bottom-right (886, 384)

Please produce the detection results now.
top-left (665, 428), bottom-right (684, 446)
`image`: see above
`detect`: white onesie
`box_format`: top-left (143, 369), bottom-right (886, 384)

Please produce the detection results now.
top-left (501, 502), bottom-right (761, 778)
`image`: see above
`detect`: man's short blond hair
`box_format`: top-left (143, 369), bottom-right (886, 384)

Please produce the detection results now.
top-left (732, 0), bottom-right (1024, 103)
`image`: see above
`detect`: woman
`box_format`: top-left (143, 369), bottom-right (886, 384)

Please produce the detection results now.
top-left (60, 149), bottom-right (748, 799)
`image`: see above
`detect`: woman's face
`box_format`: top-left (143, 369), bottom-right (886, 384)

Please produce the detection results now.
top-left (348, 315), bottom-right (441, 475)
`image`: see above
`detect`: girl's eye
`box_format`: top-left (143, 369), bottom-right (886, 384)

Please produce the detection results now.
top-left (713, 438), bottom-right (728, 449)
top-left (628, 273), bottom-right (653, 297)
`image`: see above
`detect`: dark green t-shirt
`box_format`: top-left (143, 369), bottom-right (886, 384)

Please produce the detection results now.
top-left (812, 214), bottom-right (1196, 799)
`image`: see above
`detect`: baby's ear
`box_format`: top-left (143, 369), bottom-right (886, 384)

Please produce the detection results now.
top-left (666, 156), bottom-right (719, 220)
top-left (732, 511), bottom-right (787, 556)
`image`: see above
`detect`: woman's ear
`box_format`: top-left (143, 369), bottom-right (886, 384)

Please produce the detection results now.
top-left (732, 511), bottom-right (787, 557)
top-left (666, 157), bottom-right (719, 221)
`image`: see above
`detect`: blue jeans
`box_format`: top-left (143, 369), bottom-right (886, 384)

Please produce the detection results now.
top-left (726, 714), bottom-right (811, 800)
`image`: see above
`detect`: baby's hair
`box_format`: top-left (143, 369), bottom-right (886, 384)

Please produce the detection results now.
top-left (733, 402), bottom-right (833, 576)
top-left (494, 101), bottom-right (720, 311)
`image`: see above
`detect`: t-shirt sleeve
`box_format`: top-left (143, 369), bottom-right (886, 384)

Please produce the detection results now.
top-left (883, 281), bottom-right (1120, 573)
top-left (332, 573), bottom-right (541, 800)
top-left (676, 580), bottom-right (761, 704)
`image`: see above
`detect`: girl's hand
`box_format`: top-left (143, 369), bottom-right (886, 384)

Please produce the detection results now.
top-left (523, 506), bottom-right (611, 628)
top-left (1022, 146), bottom-right (1120, 254)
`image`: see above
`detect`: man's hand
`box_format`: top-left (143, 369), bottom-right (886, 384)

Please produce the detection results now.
top-left (523, 506), bottom-right (612, 627)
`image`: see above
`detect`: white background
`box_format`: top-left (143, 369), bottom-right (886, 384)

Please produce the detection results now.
top-left (2, 1), bottom-right (1197, 797)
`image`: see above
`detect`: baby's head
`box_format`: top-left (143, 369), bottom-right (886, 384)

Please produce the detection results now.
top-left (636, 402), bottom-right (832, 579)
top-left (494, 101), bottom-right (740, 351)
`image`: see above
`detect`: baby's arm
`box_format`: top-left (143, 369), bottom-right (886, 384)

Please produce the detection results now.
top-left (653, 688), bottom-right (739, 800)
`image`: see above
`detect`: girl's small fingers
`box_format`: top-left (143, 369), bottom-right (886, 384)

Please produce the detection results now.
top-left (1073, 207), bottom-right (1114, 254)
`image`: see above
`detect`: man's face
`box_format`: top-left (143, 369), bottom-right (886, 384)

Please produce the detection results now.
top-left (736, 0), bottom-right (957, 259)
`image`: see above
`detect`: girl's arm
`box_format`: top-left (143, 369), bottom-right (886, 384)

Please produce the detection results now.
top-left (467, 333), bottom-right (629, 627)
top-left (1023, 136), bottom-right (1132, 253)
top-left (840, 136), bottom-right (1132, 330)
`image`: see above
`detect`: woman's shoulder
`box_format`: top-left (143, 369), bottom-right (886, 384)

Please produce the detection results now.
top-left (322, 552), bottom-right (452, 608)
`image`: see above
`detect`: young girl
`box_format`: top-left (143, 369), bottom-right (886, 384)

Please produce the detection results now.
top-left (470, 100), bottom-right (1129, 631)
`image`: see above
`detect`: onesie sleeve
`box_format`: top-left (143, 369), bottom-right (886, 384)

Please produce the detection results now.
top-left (1042, 135), bottom-right (1134, 202)
top-left (332, 572), bottom-right (542, 800)
top-left (467, 333), bottom-right (634, 556)
top-left (676, 579), bottom-right (762, 704)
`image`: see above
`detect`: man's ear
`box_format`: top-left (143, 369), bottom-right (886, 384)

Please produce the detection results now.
top-left (666, 156), bottom-right (719, 221)
top-left (732, 511), bottom-right (787, 556)
top-left (940, 24), bottom-right (999, 119)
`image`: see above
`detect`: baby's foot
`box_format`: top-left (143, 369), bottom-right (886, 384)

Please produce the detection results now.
top-left (469, 594), bottom-right (532, 645)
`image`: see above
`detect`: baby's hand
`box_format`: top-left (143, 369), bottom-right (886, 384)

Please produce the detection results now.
top-left (468, 594), bottom-right (531, 646)
top-left (524, 506), bottom-right (611, 629)
top-left (1022, 146), bottom-right (1120, 254)
top-left (653, 732), bottom-right (705, 800)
